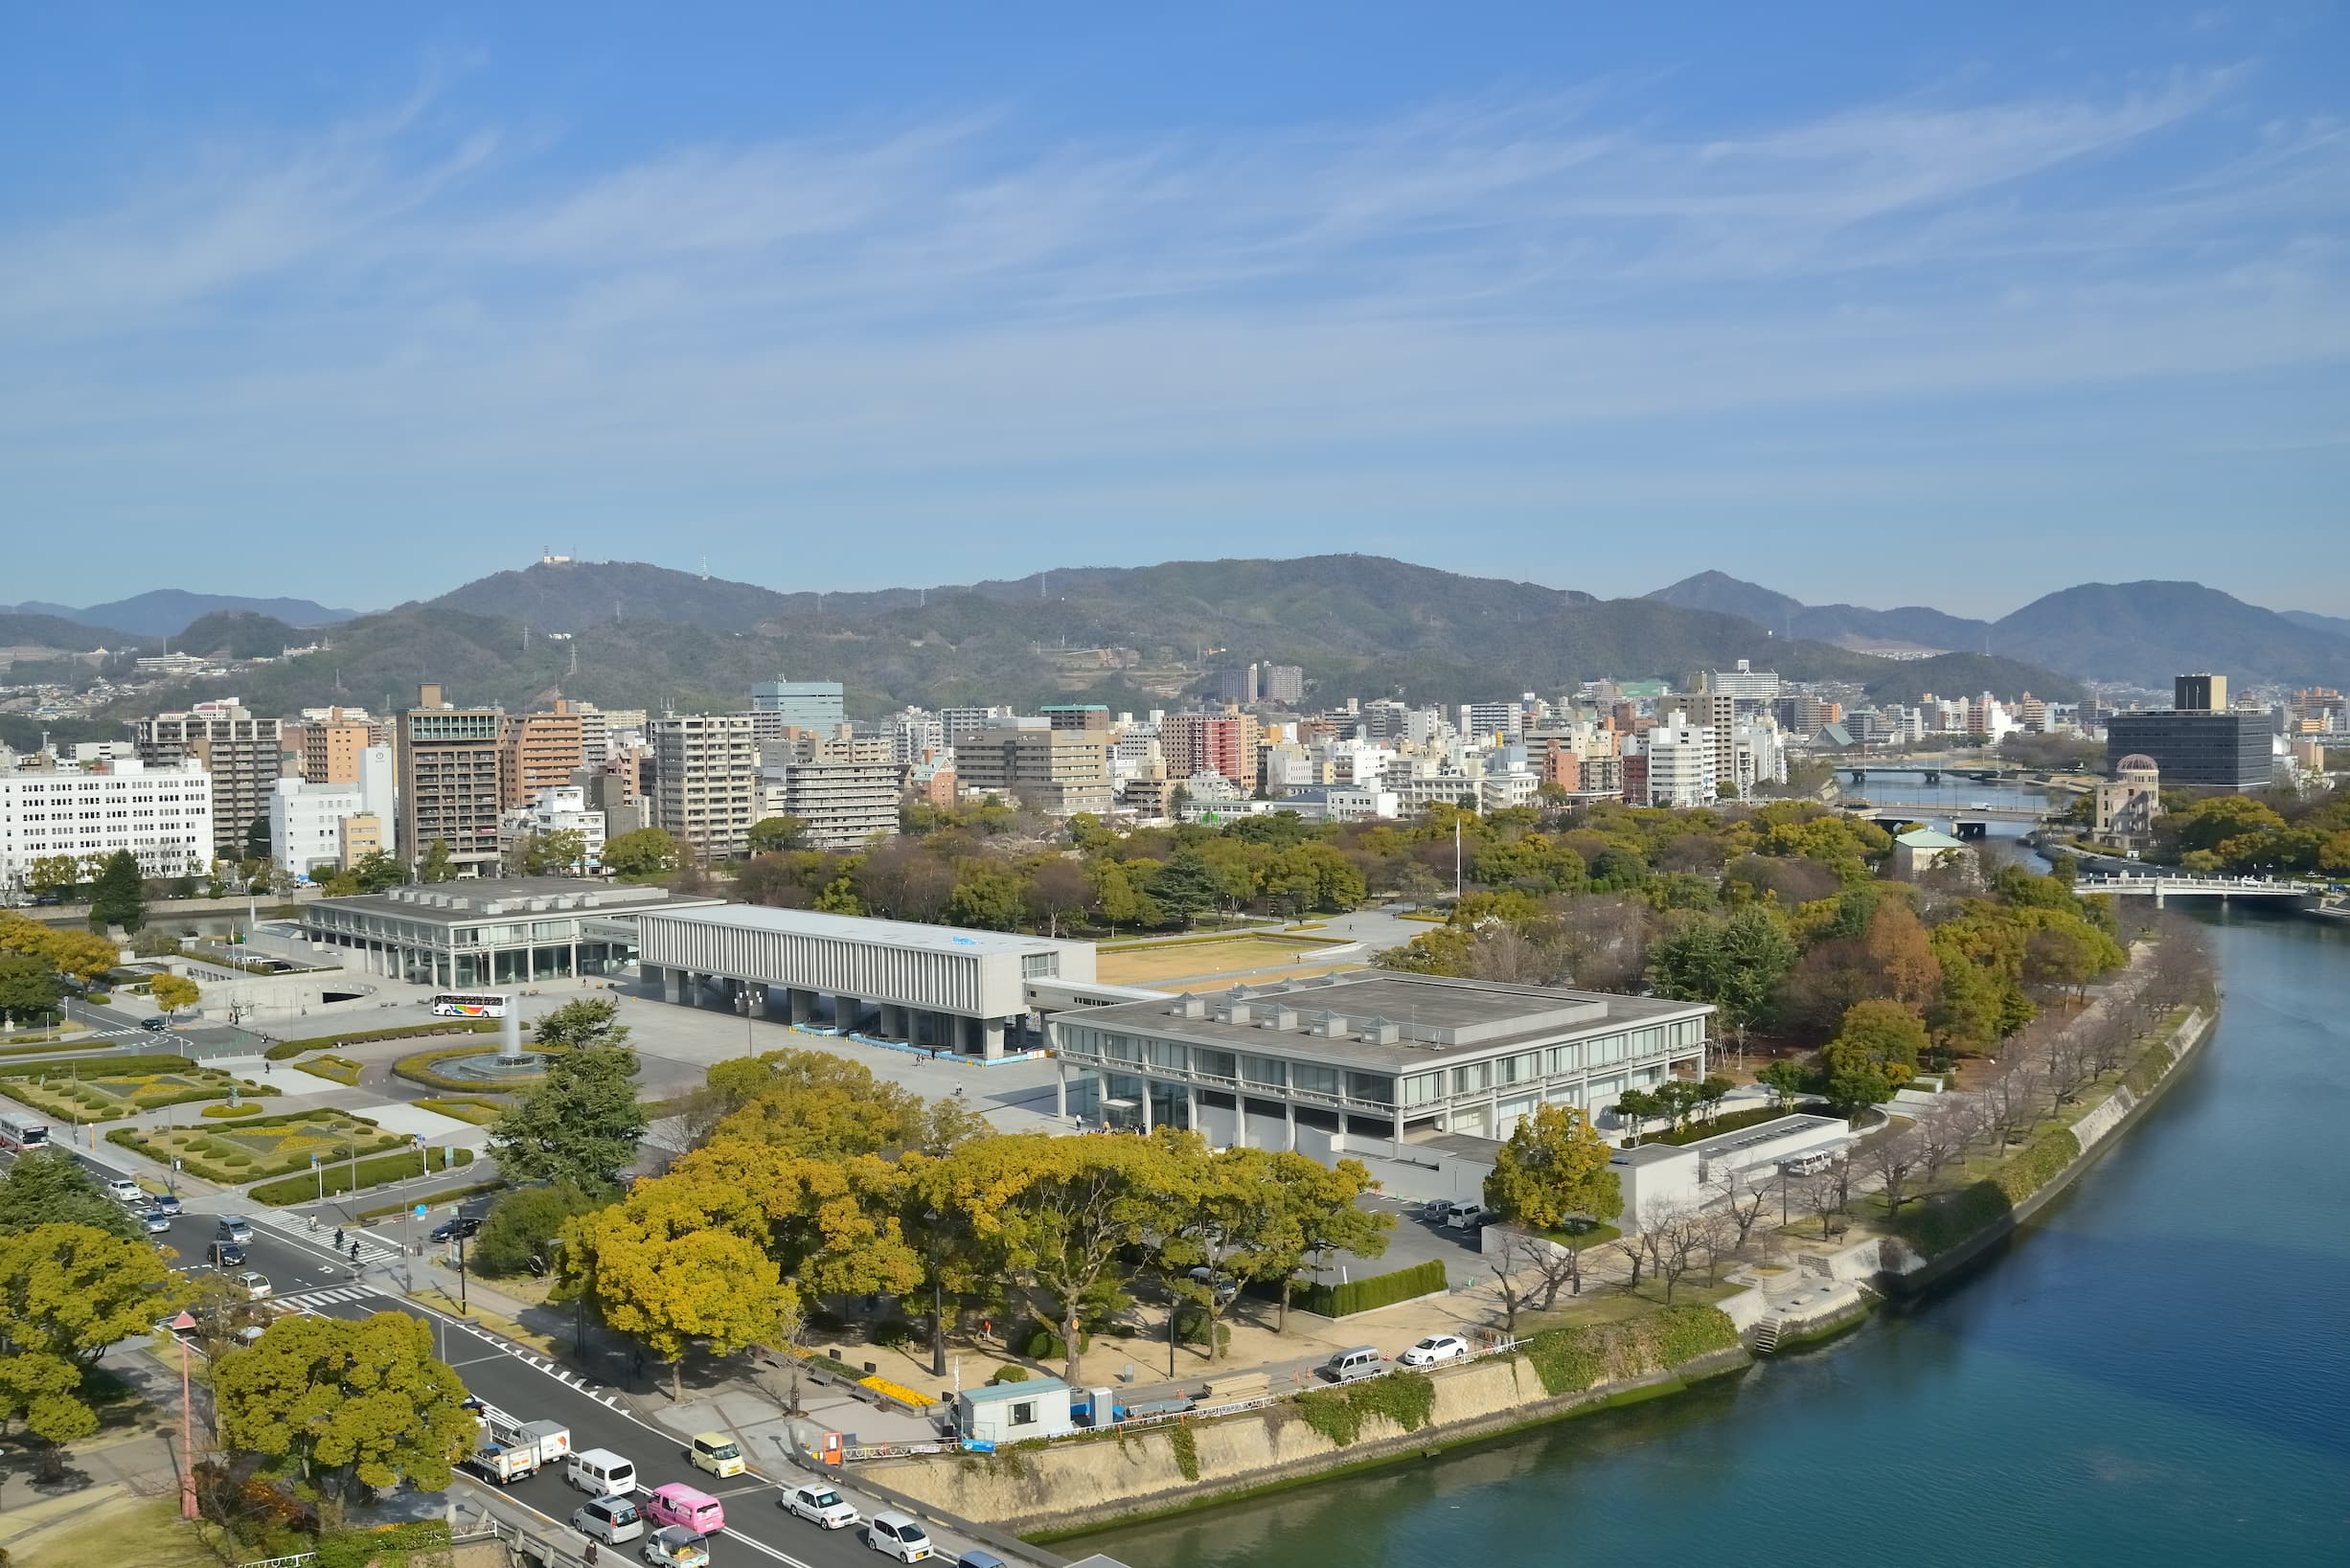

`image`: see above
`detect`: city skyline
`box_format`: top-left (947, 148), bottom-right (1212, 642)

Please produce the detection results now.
top-left (4, 5), bottom-right (2345, 616)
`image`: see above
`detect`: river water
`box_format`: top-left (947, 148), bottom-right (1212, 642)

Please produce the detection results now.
top-left (1072, 898), bottom-right (2350, 1564)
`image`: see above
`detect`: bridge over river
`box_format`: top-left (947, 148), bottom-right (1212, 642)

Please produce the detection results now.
top-left (2073, 874), bottom-right (2318, 909)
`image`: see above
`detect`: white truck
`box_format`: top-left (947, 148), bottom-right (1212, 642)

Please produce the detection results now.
top-left (480, 1415), bottom-right (572, 1473)
top-left (470, 1439), bottom-right (540, 1485)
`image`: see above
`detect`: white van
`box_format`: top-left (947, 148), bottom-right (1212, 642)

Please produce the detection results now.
top-left (1320, 1346), bottom-right (1387, 1384)
top-left (567, 1447), bottom-right (636, 1497)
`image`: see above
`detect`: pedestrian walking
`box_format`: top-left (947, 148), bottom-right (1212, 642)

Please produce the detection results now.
top-left (333, 1226), bottom-right (344, 1248)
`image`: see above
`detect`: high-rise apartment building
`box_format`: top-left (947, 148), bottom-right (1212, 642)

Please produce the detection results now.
top-left (1459, 702), bottom-right (1523, 746)
top-left (750, 680), bottom-right (846, 733)
top-left (501, 703), bottom-right (587, 808)
top-left (887, 709), bottom-right (947, 768)
top-left (1161, 712), bottom-right (1260, 790)
top-left (1643, 714), bottom-right (1715, 808)
top-left (398, 686), bottom-right (506, 875)
top-left (1215, 663), bottom-right (1306, 706)
top-left (940, 706), bottom-right (1015, 746)
top-left (130, 698), bottom-right (284, 859)
top-left (757, 735), bottom-right (901, 851)
top-left (954, 723), bottom-right (1113, 817)
top-left (652, 714), bottom-right (760, 860)
top-left (297, 707), bottom-right (388, 785)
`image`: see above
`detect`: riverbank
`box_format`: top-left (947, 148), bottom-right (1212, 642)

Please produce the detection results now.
top-left (864, 1308), bottom-right (1746, 1537)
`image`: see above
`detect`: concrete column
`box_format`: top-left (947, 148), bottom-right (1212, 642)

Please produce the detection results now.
top-left (981, 1018), bottom-right (1006, 1061)
top-left (1055, 1061), bottom-right (1068, 1121)
top-left (1392, 1105), bottom-right (1405, 1159)
top-left (1186, 1084), bottom-right (1198, 1135)
top-left (1284, 1100), bottom-right (1297, 1152)
top-left (657, 966), bottom-right (681, 1005)
top-left (759, 985), bottom-right (787, 1022)
top-left (787, 989), bottom-right (813, 1025)
top-left (1141, 1080), bottom-right (1154, 1133)
top-left (833, 994), bottom-right (860, 1033)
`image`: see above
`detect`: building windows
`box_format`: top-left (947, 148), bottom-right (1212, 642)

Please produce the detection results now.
top-left (1548, 1042), bottom-right (1583, 1075)
top-left (1145, 1038), bottom-right (1187, 1073)
top-left (1291, 1062), bottom-right (1341, 1098)
top-left (1193, 1048), bottom-right (1237, 1081)
top-left (1401, 1072), bottom-right (1443, 1108)
top-left (1345, 1072), bottom-right (1394, 1106)
top-left (1452, 1061), bottom-right (1490, 1096)
top-left (1242, 1055), bottom-right (1286, 1089)
top-left (1022, 952), bottom-right (1060, 979)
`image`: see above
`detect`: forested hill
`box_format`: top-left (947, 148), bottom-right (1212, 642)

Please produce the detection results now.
top-left (111, 554), bottom-right (2083, 720)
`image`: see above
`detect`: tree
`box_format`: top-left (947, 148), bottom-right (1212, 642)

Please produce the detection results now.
top-left (0, 1221), bottom-right (182, 1478)
top-left (1821, 999), bottom-right (1928, 1116)
top-left (600, 827), bottom-right (677, 878)
top-left (490, 1043), bottom-right (649, 1192)
top-left (1482, 1103), bottom-right (1623, 1234)
top-left (1755, 1058), bottom-right (1811, 1110)
top-left (1612, 1086), bottom-right (1664, 1146)
top-left (1703, 1165), bottom-right (1771, 1252)
top-left (562, 1183), bottom-right (799, 1398)
top-left (41, 928), bottom-right (121, 987)
top-left (522, 828), bottom-right (591, 875)
top-left (213, 1311), bottom-right (474, 1520)
top-left (946, 861), bottom-right (1027, 931)
top-left (24, 855), bottom-right (81, 898)
top-left (1088, 858), bottom-right (1161, 937)
top-left (1646, 906), bottom-right (1794, 1066)
top-left (86, 850), bottom-right (144, 932)
top-left (349, 850), bottom-right (408, 893)
top-left (149, 972), bottom-right (200, 1021)
top-left (0, 1149), bottom-right (143, 1242)
top-left (1023, 859), bottom-right (1094, 939)
top-left (746, 816), bottom-right (811, 854)
top-left (471, 1182), bottom-right (604, 1277)
top-left (1149, 852), bottom-right (1224, 930)
top-left (529, 996), bottom-right (627, 1050)
top-left (0, 952), bottom-right (60, 1022)
top-left (415, 838), bottom-right (456, 883)
top-left (1862, 1125), bottom-right (1923, 1215)
top-left (699, 1048), bottom-right (929, 1159)
top-left (1248, 1153), bottom-right (1392, 1332)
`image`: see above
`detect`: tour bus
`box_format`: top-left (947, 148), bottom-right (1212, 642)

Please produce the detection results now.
top-left (429, 992), bottom-right (510, 1019)
top-left (0, 1113), bottom-right (51, 1151)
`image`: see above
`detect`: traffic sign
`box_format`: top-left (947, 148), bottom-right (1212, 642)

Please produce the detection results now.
top-left (413, 1203), bottom-right (428, 1218)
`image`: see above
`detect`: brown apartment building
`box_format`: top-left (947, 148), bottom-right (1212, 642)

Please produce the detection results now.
top-left (502, 701), bottom-right (587, 808)
top-left (398, 685), bottom-right (505, 875)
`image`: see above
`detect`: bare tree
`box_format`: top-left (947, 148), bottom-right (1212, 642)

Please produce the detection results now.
top-left (1611, 1228), bottom-right (1648, 1290)
top-left (1488, 1250), bottom-right (1529, 1332)
top-left (1647, 1206), bottom-right (1711, 1304)
top-left (1508, 1231), bottom-right (1586, 1310)
top-left (1704, 1166), bottom-right (1772, 1254)
top-left (1909, 1102), bottom-right (1970, 1190)
top-left (1862, 1125), bottom-right (1923, 1216)
top-left (1979, 1062), bottom-right (2035, 1150)
top-left (1692, 1206), bottom-right (1745, 1283)
top-left (1796, 1159), bottom-right (1852, 1239)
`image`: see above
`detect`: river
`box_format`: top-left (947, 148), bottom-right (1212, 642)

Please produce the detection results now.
top-left (1070, 896), bottom-right (2350, 1564)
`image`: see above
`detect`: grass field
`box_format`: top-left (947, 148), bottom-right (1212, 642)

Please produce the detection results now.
top-left (1098, 935), bottom-right (1355, 986)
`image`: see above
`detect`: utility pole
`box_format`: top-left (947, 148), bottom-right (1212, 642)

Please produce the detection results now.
top-left (178, 1335), bottom-right (198, 1519)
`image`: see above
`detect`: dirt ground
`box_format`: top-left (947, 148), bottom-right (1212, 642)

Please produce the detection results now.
top-left (1097, 936), bottom-right (1351, 986)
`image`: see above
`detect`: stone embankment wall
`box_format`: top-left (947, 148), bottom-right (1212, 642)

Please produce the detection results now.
top-left (867, 1334), bottom-right (1746, 1534)
top-left (1882, 1005), bottom-right (2213, 1296)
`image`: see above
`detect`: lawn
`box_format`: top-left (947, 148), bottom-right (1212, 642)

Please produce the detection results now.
top-left (415, 1095), bottom-right (510, 1125)
top-left (11, 1497), bottom-right (219, 1568)
top-left (1099, 934), bottom-right (1353, 986)
top-left (109, 1108), bottom-right (402, 1183)
top-left (1514, 1275), bottom-right (1744, 1335)
top-left (0, 1064), bottom-right (277, 1124)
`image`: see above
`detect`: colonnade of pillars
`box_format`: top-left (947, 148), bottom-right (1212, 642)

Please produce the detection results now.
top-left (642, 965), bottom-right (1009, 1058)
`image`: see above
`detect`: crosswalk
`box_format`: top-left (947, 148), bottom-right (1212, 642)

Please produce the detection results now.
top-left (279, 1284), bottom-right (379, 1309)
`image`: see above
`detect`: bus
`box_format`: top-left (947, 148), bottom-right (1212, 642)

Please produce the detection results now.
top-left (429, 992), bottom-right (510, 1019)
top-left (0, 1113), bottom-right (51, 1151)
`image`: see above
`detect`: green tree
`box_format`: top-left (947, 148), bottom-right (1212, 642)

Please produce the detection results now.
top-left (1822, 999), bottom-right (1928, 1116)
top-left (0, 952), bottom-right (61, 1022)
top-left (23, 855), bottom-right (80, 898)
top-left (349, 850), bottom-right (409, 892)
top-left (149, 971), bottom-right (200, 1020)
top-left (1483, 1102), bottom-right (1623, 1233)
top-left (1247, 1152), bottom-right (1393, 1332)
top-left (745, 816), bottom-right (811, 853)
top-left (1088, 858), bottom-right (1161, 936)
top-left (0, 1221), bottom-right (182, 1478)
top-left (946, 860), bottom-right (1027, 931)
top-left (601, 827), bottom-right (679, 877)
top-left (86, 850), bottom-right (144, 932)
top-left (213, 1311), bottom-right (475, 1521)
top-left (521, 828), bottom-right (591, 875)
top-left (1646, 906), bottom-right (1794, 1063)
top-left (417, 839), bottom-right (456, 883)
top-left (490, 1042), bottom-right (649, 1191)
top-left (1612, 1086), bottom-right (1663, 1145)
top-left (699, 1048), bottom-right (929, 1159)
top-left (471, 1182), bottom-right (604, 1277)
top-left (1149, 852), bottom-right (1224, 929)
top-left (0, 1150), bottom-right (143, 1242)
top-left (1756, 1058), bottom-right (1811, 1109)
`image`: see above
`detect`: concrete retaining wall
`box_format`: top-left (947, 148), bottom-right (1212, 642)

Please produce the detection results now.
top-left (866, 1344), bottom-right (1749, 1534)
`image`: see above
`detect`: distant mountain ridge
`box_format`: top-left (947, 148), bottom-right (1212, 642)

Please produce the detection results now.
top-left (110, 554), bottom-right (2078, 724)
top-left (0, 590), bottom-right (359, 639)
top-left (1649, 572), bottom-right (2348, 687)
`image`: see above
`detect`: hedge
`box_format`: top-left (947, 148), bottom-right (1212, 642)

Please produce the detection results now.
top-left (393, 1039), bottom-right (559, 1092)
top-left (1641, 1105), bottom-right (1796, 1148)
top-left (1296, 1258), bottom-right (1448, 1317)
top-left (414, 1096), bottom-right (509, 1126)
top-left (1519, 1306), bottom-right (1739, 1398)
top-left (200, 1102), bottom-right (265, 1119)
top-left (250, 1147), bottom-right (476, 1206)
top-left (263, 1019), bottom-right (499, 1060)
top-left (0, 1054), bottom-right (195, 1078)
top-left (356, 1179), bottom-right (503, 1223)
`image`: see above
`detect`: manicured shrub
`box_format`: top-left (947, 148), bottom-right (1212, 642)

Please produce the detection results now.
top-left (989, 1364), bottom-right (1030, 1385)
top-left (263, 1019), bottom-right (498, 1060)
top-left (247, 1147), bottom-right (474, 1205)
top-left (1295, 1258), bottom-right (1448, 1317)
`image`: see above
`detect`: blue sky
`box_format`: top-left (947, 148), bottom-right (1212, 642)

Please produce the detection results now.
top-left (3, 3), bottom-right (2344, 618)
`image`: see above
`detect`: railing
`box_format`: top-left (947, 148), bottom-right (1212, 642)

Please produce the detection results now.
top-left (236, 1555), bottom-right (317, 1568)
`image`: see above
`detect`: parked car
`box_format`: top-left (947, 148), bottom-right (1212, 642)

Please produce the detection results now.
top-left (686, 1430), bottom-right (744, 1478)
top-left (1780, 1151), bottom-right (1837, 1177)
top-left (1441, 1201), bottom-right (1490, 1230)
top-left (571, 1495), bottom-right (645, 1545)
top-left (216, 1216), bottom-right (255, 1243)
top-left (430, 1216), bottom-right (481, 1242)
top-left (234, 1271), bottom-right (271, 1300)
top-left (1319, 1346), bottom-right (1388, 1384)
top-left (1186, 1266), bottom-right (1240, 1305)
top-left (105, 1177), bottom-right (146, 1203)
top-left (1398, 1333), bottom-right (1471, 1368)
top-left (782, 1482), bottom-right (858, 1531)
top-left (139, 1210), bottom-right (173, 1235)
top-left (954, 1554), bottom-right (1011, 1568)
top-left (865, 1511), bottom-right (933, 1561)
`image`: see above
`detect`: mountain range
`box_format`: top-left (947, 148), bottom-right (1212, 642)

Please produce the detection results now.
top-left (0, 590), bottom-right (359, 639)
top-left (1648, 572), bottom-right (2349, 688)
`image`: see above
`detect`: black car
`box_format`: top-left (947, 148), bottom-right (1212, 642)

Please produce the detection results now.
top-left (430, 1216), bottom-right (482, 1242)
top-left (140, 1016), bottom-right (170, 1032)
top-left (209, 1241), bottom-right (247, 1267)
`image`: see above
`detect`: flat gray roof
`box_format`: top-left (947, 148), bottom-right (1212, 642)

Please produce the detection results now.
top-left (309, 879), bottom-right (716, 925)
top-left (642, 902), bottom-right (1089, 959)
top-left (1069, 971), bottom-right (1709, 1073)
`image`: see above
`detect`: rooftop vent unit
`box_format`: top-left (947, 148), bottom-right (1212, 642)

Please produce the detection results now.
top-left (1309, 1011), bottom-right (1350, 1038)
top-left (1260, 1006), bottom-right (1299, 1031)
top-left (1358, 1015), bottom-right (1401, 1045)
top-left (1169, 994), bottom-right (1207, 1020)
top-left (1222, 1002), bottom-right (1255, 1026)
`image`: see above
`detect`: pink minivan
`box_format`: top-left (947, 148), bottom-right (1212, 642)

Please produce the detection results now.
top-left (644, 1483), bottom-right (725, 1537)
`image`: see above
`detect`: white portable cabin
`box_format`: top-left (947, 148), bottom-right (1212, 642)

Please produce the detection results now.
top-left (956, 1376), bottom-right (1076, 1444)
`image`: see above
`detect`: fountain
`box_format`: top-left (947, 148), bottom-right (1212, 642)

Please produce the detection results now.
top-left (431, 995), bottom-right (550, 1084)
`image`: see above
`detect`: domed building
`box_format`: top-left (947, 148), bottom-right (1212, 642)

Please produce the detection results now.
top-left (2094, 754), bottom-right (2164, 849)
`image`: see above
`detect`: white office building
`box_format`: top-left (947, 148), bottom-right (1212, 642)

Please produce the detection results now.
top-left (1644, 714), bottom-right (1717, 808)
top-left (268, 743), bottom-right (396, 878)
top-left (1, 759), bottom-right (214, 892)
top-left (497, 784), bottom-right (610, 871)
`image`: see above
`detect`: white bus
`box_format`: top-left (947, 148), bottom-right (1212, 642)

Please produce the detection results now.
top-left (0, 1113), bottom-right (52, 1151)
top-left (429, 992), bottom-right (510, 1020)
